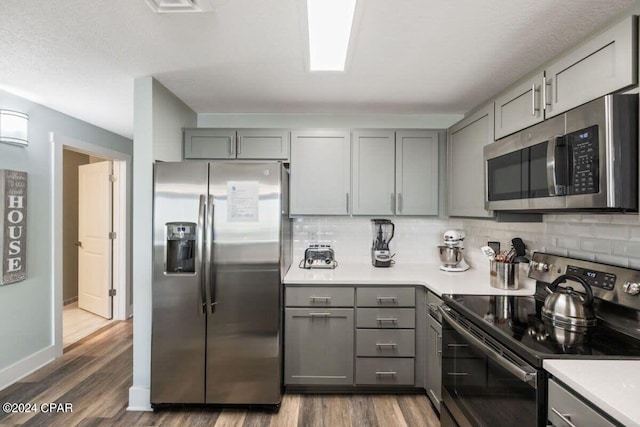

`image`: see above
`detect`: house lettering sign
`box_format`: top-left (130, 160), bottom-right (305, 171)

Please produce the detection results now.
top-left (0, 169), bottom-right (27, 285)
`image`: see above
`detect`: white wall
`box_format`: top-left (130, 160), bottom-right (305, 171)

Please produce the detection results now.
top-left (0, 88), bottom-right (132, 390)
top-left (129, 77), bottom-right (196, 411)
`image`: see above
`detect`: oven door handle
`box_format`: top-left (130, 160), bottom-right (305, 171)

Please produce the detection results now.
top-left (546, 135), bottom-right (566, 196)
top-left (439, 306), bottom-right (537, 388)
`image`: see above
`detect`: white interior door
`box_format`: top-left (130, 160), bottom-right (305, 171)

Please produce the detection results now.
top-left (78, 161), bottom-right (113, 319)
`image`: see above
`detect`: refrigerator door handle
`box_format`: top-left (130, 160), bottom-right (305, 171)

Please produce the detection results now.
top-left (197, 194), bottom-right (206, 315)
top-left (205, 194), bottom-right (215, 314)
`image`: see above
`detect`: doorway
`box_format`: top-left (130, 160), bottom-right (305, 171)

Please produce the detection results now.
top-left (62, 149), bottom-right (114, 347)
top-left (52, 132), bottom-right (131, 357)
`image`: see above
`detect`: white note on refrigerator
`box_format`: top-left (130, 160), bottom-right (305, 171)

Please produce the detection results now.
top-left (227, 181), bottom-right (259, 222)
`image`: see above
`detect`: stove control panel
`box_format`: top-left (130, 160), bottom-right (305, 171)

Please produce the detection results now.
top-left (529, 252), bottom-right (640, 309)
top-left (566, 265), bottom-right (616, 291)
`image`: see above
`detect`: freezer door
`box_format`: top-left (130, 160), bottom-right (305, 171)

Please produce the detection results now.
top-left (206, 162), bottom-right (283, 405)
top-left (151, 161), bottom-right (208, 404)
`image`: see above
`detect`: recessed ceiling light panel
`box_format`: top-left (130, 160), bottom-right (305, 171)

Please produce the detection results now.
top-left (145, 0), bottom-right (213, 13)
top-left (307, 0), bottom-right (357, 71)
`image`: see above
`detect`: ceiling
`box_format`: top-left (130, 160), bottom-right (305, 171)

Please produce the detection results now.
top-left (0, 0), bottom-right (635, 139)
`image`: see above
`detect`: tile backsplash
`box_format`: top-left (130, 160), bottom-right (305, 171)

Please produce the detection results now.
top-left (292, 214), bottom-right (640, 270)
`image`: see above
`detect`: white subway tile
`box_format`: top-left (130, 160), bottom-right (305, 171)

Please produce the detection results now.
top-left (610, 214), bottom-right (640, 225)
top-left (594, 254), bottom-right (629, 267)
top-left (567, 250), bottom-right (595, 261)
top-left (630, 226), bottom-right (640, 241)
top-left (612, 241), bottom-right (640, 259)
top-left (556, 237), bottom-right (581, 250)
top-left (595, 224), bottom-right (630, 240)
top-left (580, 238), bottom-right (611, 254)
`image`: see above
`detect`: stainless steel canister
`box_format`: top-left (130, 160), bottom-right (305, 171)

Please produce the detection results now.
top-left (490, 261), bottom-right (519, 289)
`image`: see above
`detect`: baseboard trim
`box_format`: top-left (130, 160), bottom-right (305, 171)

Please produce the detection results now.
top-left (0, 345), bottom-right (57, 391)
top-left (128, 385), bottom-right (152, 411)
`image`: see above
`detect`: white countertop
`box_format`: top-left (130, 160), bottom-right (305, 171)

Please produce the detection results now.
top-left (284, 262), bottom-right (536, 297)
top-left (544, 359), bottom-right (640, 427)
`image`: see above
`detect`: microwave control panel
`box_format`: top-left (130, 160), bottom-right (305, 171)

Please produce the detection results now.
top-left (567, 125), bottom-right (599, 195)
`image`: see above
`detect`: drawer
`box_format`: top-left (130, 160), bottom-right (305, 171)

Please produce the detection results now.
top-left (548, 379), bottom-right (617, 427)
top-left (356, 329), bottom-right (415, 357)
top-left (285, 286), bottom-right (354, 307)
top-left (356, 308), bottom-right (415, 329)
top-left (357, 287), bottom-right (415, 307)
top-left (356, 358), bottom-right (415, 385)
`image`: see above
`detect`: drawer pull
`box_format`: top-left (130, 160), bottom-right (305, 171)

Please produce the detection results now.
top-left (309, 296), bottom-right (331, 301)
top-left (375, 342), bottom-right (397, 348)
top-left (551, 408), bottom-right (577, 427)
top-left (375, 371), bottom-right (397, 376)
top-left (376, 296), bottom-right (398, 302)
top-left (308, 312), bottom-right (331, 317)
top-left (376, 317), bottom-right (398, 322)
top-left (447, 372), bottom-right (469, 376)
top-left (447, 343), bottom-right (468, 348)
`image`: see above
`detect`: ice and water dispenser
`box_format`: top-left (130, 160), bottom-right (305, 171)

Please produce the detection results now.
top-left (165, 222), bottom-right (196, 273)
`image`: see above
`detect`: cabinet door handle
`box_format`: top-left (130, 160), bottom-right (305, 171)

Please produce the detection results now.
top-left (550, 408), bottom-right (577, 427)
top-left (376, 317), bottom-right (398, 323)
top-left (237, 136), bottom-right (242, 156)
top-left (390, 193), bottom-right (395, 213)
top-left (375, 342), bottom-right (397, 348)
top-left (398, 193), bottom-right (403, 213)
top-left (437, 333), bottom-right (442, 355)
top-left (531, 83), bottom-right (540, 116)
top-left (375, 371), bottom-right (397, 376)
top-left (543, 76), bottom-right (552, 110)
top-left (309, 296), bottom-right (332, 301)
top-left (309, 312), bottom-right (331, 317)
top-left (376, 296), bottom-right (398, 302)
top-left (346, 193), bottom-right (349, 213)
top-left (447, 372), bottom-right (469, 376)
top-left (447, 343), bottom-right (468, 348)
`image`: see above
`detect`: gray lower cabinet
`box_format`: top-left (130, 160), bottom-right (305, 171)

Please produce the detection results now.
top-left (284, 308), bottom-right (354, 385)
top-left (425, 311), bottom-right (442, 410)
top-left (547, 378), bottom-right (617, 427)
top-left (183, 128), bottom-right (289, 160)
top-left (284, 285), bottom-right (422, 389)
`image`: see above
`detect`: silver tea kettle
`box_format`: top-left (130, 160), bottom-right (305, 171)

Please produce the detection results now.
top-left (541, 274), bottom-right (596, 332)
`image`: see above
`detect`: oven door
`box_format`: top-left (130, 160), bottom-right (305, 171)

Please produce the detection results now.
top-left (439, 306), bottom-right (543, 427)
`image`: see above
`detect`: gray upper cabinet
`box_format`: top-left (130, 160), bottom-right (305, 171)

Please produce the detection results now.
top-left (494, 16), bottom-right (637, 140)
top-left (494, 71), bottom-right (545, 139)
top-left (396, 130), bottom-right (439, 216)
top-left (545, 16), bottom-right (637, 118)
top-left (184, 128), bottom-right (236, 159)
top-left (351, 130), bottom-right (439, 216)
top-left (448, 103), bottom-right (494, 218)
top-left (183, 128), bottom-right (290, 160)
top-left (236, 129), bottom-right (289, 159)
top-left (290, 129), bottom-right (351, 215)
top-left (351, 130), bottom-right (396, 215)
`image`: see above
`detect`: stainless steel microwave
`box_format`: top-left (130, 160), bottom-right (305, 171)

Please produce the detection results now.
top-left (484, 94), bottom-right (638, 212)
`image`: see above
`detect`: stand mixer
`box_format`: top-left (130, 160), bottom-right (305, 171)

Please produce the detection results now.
top-left (438, 230), bottom-right (470, 272)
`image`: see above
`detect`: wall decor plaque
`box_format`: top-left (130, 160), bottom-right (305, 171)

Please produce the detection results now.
top-left (0, 169), bottom-right (27, 285)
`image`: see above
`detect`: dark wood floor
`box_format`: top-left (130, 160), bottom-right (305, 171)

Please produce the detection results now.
top-left (0, 320), bottom-right (440, 426)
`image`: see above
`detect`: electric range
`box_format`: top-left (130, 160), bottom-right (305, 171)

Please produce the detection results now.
top-left (440, 252), bottom-right (640, 427)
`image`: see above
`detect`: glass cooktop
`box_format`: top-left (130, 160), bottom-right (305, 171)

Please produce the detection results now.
top-left (443, 294), bottom-right (640, 367)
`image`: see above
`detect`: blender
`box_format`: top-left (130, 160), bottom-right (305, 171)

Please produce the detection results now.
top-left (438, 229), bottom-right (470, 272)
top-left (371, 219), bottom-right (395, 267)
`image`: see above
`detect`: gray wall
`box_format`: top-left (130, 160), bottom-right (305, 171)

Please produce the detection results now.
top-left (62, 150), bottom-right (90, 303)
top-left (130, 77), bottom-right (196, 409)
top-left (0, 88), bottom-right (131, 379)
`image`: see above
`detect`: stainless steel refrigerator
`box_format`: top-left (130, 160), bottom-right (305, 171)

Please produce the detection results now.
top-left (151, 161), bottom-right (291, 406)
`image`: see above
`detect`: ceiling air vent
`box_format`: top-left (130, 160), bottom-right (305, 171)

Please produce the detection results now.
top-left (145, 0), bottom-right (213, 13)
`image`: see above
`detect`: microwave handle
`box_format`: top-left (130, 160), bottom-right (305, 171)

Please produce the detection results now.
top-left (547, 136), bottom-right (565, 196)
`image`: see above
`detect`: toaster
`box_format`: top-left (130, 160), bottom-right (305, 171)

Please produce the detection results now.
top-left (303, 245), bottom-right (337, 269)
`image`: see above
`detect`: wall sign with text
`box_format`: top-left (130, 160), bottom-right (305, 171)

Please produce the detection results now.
top-left (0, 169), bottom-right (27, 285)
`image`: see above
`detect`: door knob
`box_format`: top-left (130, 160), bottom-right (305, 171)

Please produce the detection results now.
top-left (75, 241), bottom-right (82, 247)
